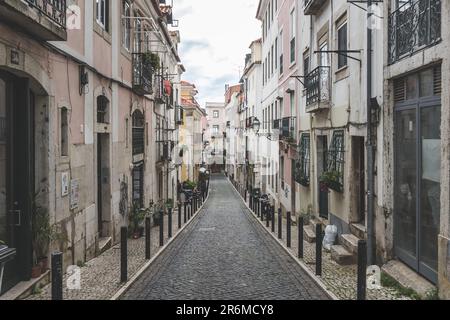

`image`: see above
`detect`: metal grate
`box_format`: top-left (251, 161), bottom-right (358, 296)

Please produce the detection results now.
top-left (132, 111), bottom-right (145, 155)
top-left (327, 130), bottom-right (345, 188)
top-left (295, 133), bottom-right (310, 186)
top-left (25, 0), bottom-right (67, 29)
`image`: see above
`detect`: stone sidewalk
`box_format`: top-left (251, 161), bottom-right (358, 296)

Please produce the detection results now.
top-left (231, 184), bottom-right (411, 300)
top-left (26, 208), bottom-right (198, 300)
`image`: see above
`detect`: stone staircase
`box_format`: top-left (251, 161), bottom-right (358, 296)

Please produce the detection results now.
top-left (330, 223), bottom-right (366, 266)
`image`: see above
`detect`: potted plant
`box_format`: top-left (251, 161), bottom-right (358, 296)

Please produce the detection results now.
top-left (129, 201), bottom-right (146, 239)
top-left (319, 171), bottom-right (343, 193)
top-left (142, 52), bottom-right (160, 70)
top-left (32, 205), bottom-right (60, 275)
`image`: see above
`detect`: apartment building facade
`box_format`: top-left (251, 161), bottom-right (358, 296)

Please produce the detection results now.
top-left (204, 102), bottom-right (226, 171)
top-left (0, 0), bottom-right (182, 296)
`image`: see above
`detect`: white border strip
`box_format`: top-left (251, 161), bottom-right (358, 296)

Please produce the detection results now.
top-left (229, 180), bottom-right (339, 301)
top-left (111, 192), bottom-right (210, 300)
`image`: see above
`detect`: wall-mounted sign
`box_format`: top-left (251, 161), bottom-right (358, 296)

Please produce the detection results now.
top-left (61, 172), bottom-right (69, 197)
top-left (10, 50), bottom-right (19, 65)
top-left (70, 179), bottom-right (80, 210)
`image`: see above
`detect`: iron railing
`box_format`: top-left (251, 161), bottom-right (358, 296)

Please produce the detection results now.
top-left (388, 0), bottom-right (441, 64)
top-left (132, 53), bottom-right (154, 95)
top-left (25, 0), bottom-right (67, 29)
top-left (305, 66), bottom-right (330, 109)
top-left (154, 73), bottom-right (167, 104)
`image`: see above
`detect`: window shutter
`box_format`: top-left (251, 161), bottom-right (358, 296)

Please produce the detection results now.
top-left (393, 78), bottom-right (405, 103)
top-left (433, 66), bottom-right (442, 96)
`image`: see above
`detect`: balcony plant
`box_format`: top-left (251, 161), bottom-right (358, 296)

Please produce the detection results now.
top-left (142, 52), bottom-right (160, 71)
top-left (183, 180), bottom-right (197, 190)
top-left (319, 170), bottom-right (343, 193)
top-left (129, 201), bottom-right (147, 239)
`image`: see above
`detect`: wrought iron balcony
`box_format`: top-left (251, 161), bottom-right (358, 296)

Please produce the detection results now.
top-left (273, 119), bottom-right (281, 130)
top-left (305, 66), bottom-right (331, 113)
top-left (388, 0), bottom-right (441, 64)
top-left (154, 73), bottom-right (168, 104)
top-left (0, 0), bottom-right (67, 40)
top-left (304, 0), bottom-right (328, 15)
top-left (280, 117), bottom-right (297, 143)
top-left (132, 53), bottom-right (154, 96)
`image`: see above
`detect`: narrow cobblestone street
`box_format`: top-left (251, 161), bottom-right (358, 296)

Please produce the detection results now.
top-left (121, 175), bottom-right (330, 300)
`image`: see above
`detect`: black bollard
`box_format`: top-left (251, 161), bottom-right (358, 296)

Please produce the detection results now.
top-left (159, 210), bottom-right (164, 247)
top-left (145, 217), bottom-right (151, 260)
top-left (315, 224), bottom-right (322, 276)
top-left (120, 227), bottom-right (128, 282)
top-left (51, 252), bottom-right (63, 300)
top-left (257, 199), bottom-right (260, 217)
top-left (250, 194), bottom-right (253, 210)
top-left (271, 205), bottom-right (275, 233)
top-left (168, 208), bottom-right (173, 239)
top-left (357, 240), bottom-right (367, 300)
top-left (178, 203), bottom-right (182, 229)
top-left (266, 203), bottom-right (270, 228)
top-left (298, 217), bottom-right (304, 259)
top-left (278, 208), bottom-right (282, 239)
top-left (287, 212), bottom-right (291, 248)
top-left (244, 190), bottom-right (247, 203)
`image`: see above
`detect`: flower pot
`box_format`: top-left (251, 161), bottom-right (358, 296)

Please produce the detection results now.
top-left (31, 265), bottom-right (42, 279)
top-left (38, 256), bottom-right (49, 272)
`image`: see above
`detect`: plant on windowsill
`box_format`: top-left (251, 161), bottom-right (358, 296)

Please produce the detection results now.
top-left (319, 170), bottom-right (343, 193)
top-left (129, 201), bottom-right (147, 239)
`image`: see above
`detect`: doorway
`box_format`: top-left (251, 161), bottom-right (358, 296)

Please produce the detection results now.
top-left (317, 135), bottom-right (328, 219)
top-left (97, 133), bottom-right (111, 238)
top-left (394, 67), bottom-right (441, 284)
top-left (0, 71), bottom-right (34, 294)
top-left (352, 136), bottom-right (365, 224)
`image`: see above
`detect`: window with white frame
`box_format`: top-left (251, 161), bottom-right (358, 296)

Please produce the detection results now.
top-left (213, 110), bottom-right (219, 118)
top-left (96, 0), bottom-right (109, 31)
top-left (122, 0), bottom-right (131, 51)
top-left (337, 21), bottom-right (348, 69)
top-left (290, 8), bottom-right (296, 64)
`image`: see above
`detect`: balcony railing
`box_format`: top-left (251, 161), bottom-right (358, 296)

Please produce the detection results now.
top-left (273, 119), bottom-right (281, 130)
top-left (304, 0), bottom-right (328, 15)
top-left (154, 73), bottom-right (167, 104)
top-left (388, 0), bottom-right (441, 64)
top-left (305, 66), bottom-right (331, 113)
top-left (132, 53), bottom-right (154, 95)
top-left (0, 0), bottom-right (67, 40)
top-left (280, 117), bottom-right (296, 143)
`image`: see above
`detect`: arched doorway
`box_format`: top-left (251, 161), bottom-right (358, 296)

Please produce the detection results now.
top-left (0, 69), bottom-right (37, 294)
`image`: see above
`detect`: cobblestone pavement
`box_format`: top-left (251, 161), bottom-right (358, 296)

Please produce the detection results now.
top-left (26, 210), bottom-right (192, 300)
top-left (232, 186), bottom-right (411, 300)
top-left (121, 175), bottom-right (330, 300)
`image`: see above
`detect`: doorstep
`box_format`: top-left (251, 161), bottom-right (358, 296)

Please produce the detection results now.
top-left (0, 270), bottom-right (50, 300)
top-left (381, 260), bottom-right (436, 298)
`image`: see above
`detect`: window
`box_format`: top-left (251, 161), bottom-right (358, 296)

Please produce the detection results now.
top-left (303, 53), bottom-right (310, 76)
top-left (290, 9), bottom-right (296, 64)
top-left (122, 1), bottom-right (131, 51)
top-left (296, 134), bottom-right (310, 186)
top-left (327, 130), bottom-right (345, 190)
top-left (97, 95), bottom-right (109, 123)
top-left (132, 164), bottom-right (144, 208)
top-left (213, 110), bottom-right (219, 118)
top-left (212, 125), bottom-right (219, 135)
top-left (61, 107), bottom-right (69, 156)
top-left (96, 0), bottom-right (109, 31)
top-left (271, 45), bottom-right (274, 75)
top-left (275, 37), bottom-right (278, 69)
top-left (280, 156), bottom-right (284, 190)
top-left (134, 14), bottom-right (142, 53)
top-left (337, 22), bottom-right (348, 69)
top-left (132, 110), bottom-right (145, 155)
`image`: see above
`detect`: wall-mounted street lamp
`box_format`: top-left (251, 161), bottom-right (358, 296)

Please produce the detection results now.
top-left (251, 117), bottom-right (278, 141)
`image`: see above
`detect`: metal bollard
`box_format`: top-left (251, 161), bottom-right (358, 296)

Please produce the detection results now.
top-left (287, 212), bottom-right (291, 248)
top-left (145, 217), bottom-right (151, 260)
top-left (159, 210), bottom-right (164, 247)
top-left (271, 206), bottom-right (275, 233)
top-left (51, 252), bottom-right (63, 300)
top-left (168, 208), bottom-right (173, 239)
top-left (266, 203), bottom-right (270, 228)
top-left (357, 240), bottom-right (367, 300)
top-left (244, 190), bottom-right (247, 203)
top-left (121, 227), bottom-right (128, 282)
top-left (315, 224), bottom-right (323, 276)
top-left (183, 202), bottom-right (187, 224)
top-left (178, 203), bottom-right (182, 229)
top-left (250, 194), bottom-right (253, 210)
top-left (298, 217), bottom-right (304, 259)
top-left (257, 199), bottom-right (260, 217)
top-left (278, 208), bottom-right (282, 239)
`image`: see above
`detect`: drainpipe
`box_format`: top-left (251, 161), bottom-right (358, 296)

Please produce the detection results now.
top-left (366, 0), bottom-right (375, 266)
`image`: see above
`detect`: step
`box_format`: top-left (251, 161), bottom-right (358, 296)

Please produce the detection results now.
top-left (331, 245), bottom-right (356, 265)
top-left (350, 223), bottom-right (367, 240)
top-left (303, 225), bottom-right (316, 243)
top-left (98, 237), bottom-right (112, 254)
top-left (340, 233), bottom-right (360, 255)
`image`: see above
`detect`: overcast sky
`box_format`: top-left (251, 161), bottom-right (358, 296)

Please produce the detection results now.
top-left (172, 0), bottom-right (261, 108)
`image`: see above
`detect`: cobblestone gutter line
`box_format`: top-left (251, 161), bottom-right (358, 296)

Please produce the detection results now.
top-left (26, 194), bottom-right (210, 301)
top-left (230, 181), bottom-right (411, 301)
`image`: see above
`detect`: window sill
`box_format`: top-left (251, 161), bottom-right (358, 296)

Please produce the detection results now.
top-left (289, 61), bottom-right (296, 69)
top-left (121, 47), bottom-right (132, 60)
top-left (94, 23), bottom-right (112, 44)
